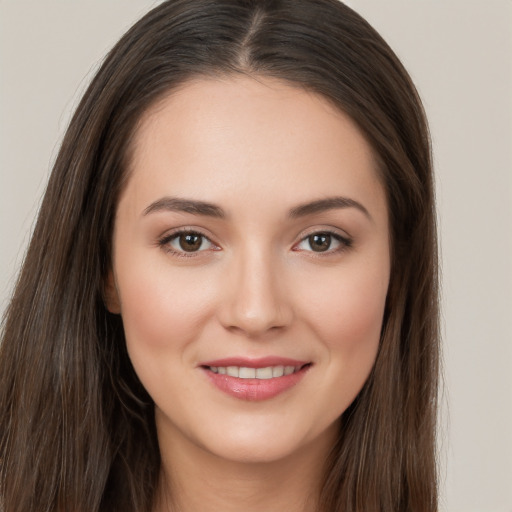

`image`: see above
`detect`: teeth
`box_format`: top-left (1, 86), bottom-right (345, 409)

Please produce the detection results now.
top-left (256, 367), bottom-right (273, 379)
top-left (226, 366), bottom-right (239, 377)
top-left (284, 366), bottom-right (295, 376)
top-left (239, 367), bottom-right (256, 379)
top-left (272, 366), bottom-right (284, 377)
top-left (209, 365), bottom-right (301, 379)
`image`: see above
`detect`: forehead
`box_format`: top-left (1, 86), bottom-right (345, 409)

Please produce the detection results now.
top-left (122, 75), bottom-right (385, 218)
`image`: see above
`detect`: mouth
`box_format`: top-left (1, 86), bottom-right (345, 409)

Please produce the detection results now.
top-left (199, 358), bottom-right (312, 401)
top-left (204, 364), bottom-right (308, 379)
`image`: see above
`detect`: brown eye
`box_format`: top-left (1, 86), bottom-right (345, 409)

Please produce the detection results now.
top-left (308, 233), bottom-right (332, 252)
top-left (163, 231), bottom-right (215, 254)
top-left (179, 233), bottom-right (203, 252)
top-left (294, 231), bottom-right (350, 254)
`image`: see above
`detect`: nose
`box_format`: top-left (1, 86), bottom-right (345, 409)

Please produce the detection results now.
top-left (217, 248), bottom-right (293, 337)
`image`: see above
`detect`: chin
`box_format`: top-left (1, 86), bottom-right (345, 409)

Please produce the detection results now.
top-left (188, 414), bottom-right (340, 466)
top-left (207, 436), bottom-right (301, 464)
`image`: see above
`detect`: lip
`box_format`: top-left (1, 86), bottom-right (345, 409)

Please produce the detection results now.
top-left (199, 357), bottom-right (312, 401)
top-left (200, 356), bottom-right (309, 368)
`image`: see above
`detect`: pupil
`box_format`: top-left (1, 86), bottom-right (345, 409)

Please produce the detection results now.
top-left (179, 233), bottom-right (201, 252)
top-left (310, 233), bottom-right (330, 252)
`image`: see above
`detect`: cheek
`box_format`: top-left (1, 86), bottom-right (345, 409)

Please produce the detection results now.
top-left (333, 290), bottom-right (385, 352)
top-left (115, 258), bottom-right (217, 352)
top-left (304, 265), bottom-right (388, 349)
top-left (297, 258), bottom-right (389, 415)
top-left (114, 259), bottom-right (222, 406)
top-left (298, 265), bottom-right (388, 425)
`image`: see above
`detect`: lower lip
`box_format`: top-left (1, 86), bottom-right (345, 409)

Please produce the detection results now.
top-left (202, 366), bottom-right (310, 401)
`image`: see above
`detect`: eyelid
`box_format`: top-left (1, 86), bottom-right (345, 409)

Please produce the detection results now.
top-left (158, 227), bottom-right (220, 257)
top-left (292, 227), bottom-right (353, 254)
top-left (156, 225), bottom-right (352, 257)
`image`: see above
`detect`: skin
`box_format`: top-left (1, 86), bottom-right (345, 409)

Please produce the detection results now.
top-left (106, 76), bottom-right (390, 512)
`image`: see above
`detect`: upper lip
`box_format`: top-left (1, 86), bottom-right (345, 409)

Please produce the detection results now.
top-left (199, 356), bottom-right (311, 369)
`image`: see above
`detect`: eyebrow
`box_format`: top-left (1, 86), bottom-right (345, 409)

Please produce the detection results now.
top-left (142, 195), bottom-right (371, 220)
top-left (143, 197), bottom-right (226, 218)
top-left (289, 196), bottom-right (371, 220)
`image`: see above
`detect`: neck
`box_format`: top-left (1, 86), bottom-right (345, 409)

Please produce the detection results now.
top-left (154, 420), bottom-right (338, 512)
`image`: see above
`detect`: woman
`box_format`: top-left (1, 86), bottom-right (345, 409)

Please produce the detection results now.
top-left (0, 1), bottom-right (439, 511)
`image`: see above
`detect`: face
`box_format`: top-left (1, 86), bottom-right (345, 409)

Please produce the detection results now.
top-left (107, 76), bottom-right (390, 464)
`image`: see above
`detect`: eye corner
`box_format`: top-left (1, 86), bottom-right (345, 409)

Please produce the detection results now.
top-left (157, 228), bottom-right (221, 258)
top-left (293, 229), bottom-right (353, 255)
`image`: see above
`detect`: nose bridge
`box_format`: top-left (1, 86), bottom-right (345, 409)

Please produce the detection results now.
top-left (220, 241), bottom-right (291, 335)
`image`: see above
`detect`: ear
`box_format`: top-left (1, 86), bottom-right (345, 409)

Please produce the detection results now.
top-left (104, 270), bottom-right (121, 314)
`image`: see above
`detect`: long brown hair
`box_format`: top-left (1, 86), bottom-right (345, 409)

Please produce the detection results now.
top-left (0, 1), bottom-right (439, 511)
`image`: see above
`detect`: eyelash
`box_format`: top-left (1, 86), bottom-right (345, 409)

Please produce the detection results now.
top-left (157, 229), bottom-right (353, 258)
top-left (158, 229), bottom-right (218, 258)
top-left (293, 231), bottom-right (353, 256)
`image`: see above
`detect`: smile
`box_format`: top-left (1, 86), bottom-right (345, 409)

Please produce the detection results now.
top-left (208, 365), bottom-right (300, 379)
top-left (200, 358), bottom-right (312, 401)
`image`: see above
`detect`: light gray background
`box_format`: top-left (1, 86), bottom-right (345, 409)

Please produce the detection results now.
top-left (1, 2), bottom-right (511, 511)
